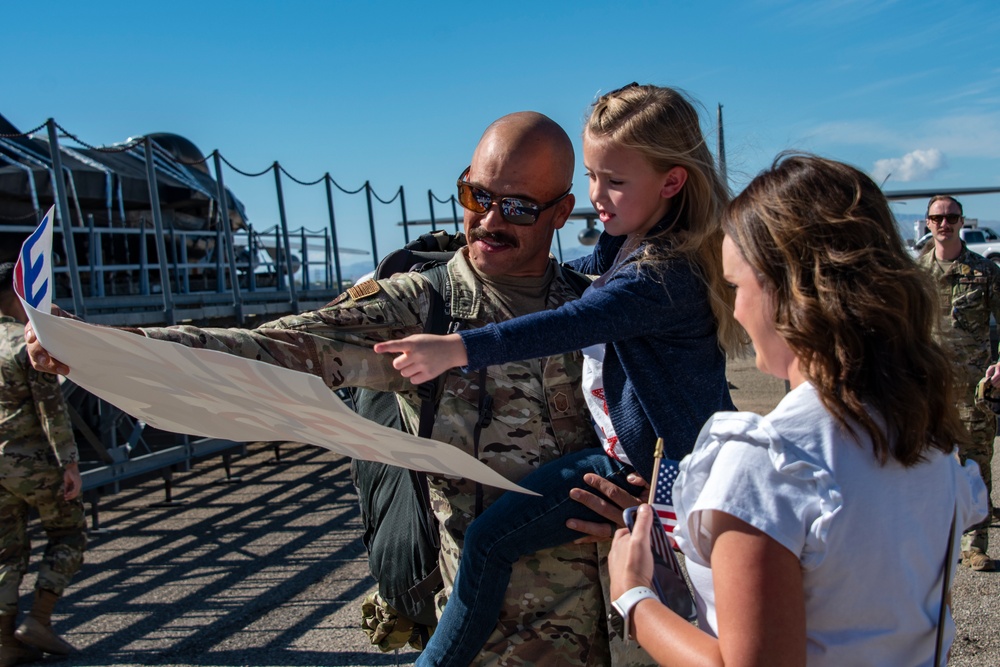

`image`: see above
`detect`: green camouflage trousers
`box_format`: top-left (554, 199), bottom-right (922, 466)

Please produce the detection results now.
top-left (960, 393), bottom-right (995, 554)
top-left (0, 465), bottom-right (87, 614)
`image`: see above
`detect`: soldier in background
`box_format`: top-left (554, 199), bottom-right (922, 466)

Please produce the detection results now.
top-left (0, 261), bottom-right (87, 665)
top-left (27, 114), bottom-right (625, 666)
top-left (916, 196), bottom-right (997, 572)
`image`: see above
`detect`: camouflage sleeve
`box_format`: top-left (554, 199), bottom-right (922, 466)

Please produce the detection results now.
top-left (21, 346), bottom-right (78, 466)
top-left (138, 274), bottom-right (431, 394)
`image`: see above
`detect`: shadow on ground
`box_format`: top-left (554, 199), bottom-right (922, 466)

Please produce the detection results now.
top-left (23, 442), bottom-right (413, 666)
top-left (16, 354), bottom-right (999, 666)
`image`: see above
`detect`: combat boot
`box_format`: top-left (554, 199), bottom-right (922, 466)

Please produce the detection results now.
top-left (962, 549), bottom-right (994, 572)
top-left (14, 589), bottom-right (76, 655)
top-left (0, 614), bottom-right (42, 667)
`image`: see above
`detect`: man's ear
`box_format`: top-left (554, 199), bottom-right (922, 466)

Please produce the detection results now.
top-left (661, 166), bottom-right (688, 199)
top-left (551, 193), bottom-right (575, 231)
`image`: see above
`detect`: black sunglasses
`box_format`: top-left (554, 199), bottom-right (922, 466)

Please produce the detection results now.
top-left (927, 214), bottom-right (962, 225)
top-left (456, 167), bottom-right (571, 226)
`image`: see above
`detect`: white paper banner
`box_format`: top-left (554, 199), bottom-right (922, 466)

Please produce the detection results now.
top-left (16, 207), bottom-right (531, 494)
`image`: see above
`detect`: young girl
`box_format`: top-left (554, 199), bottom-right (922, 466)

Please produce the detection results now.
top-left (608, 154), bottom-right (989, 666)
top-left (375, 83), bottom-right (745, 666)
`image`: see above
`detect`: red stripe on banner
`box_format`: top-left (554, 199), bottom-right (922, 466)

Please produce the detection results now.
top-left (13, 260), bottom-right (24, 298)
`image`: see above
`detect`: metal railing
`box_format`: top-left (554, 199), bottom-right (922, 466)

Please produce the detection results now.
top-left (1, 114), bottom-right (596, 525)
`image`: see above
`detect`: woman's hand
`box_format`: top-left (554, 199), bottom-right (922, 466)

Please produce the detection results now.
top-left (607, 503), bottom-right (656, 599)
top-left (374, 333), bottom-right (468, 385)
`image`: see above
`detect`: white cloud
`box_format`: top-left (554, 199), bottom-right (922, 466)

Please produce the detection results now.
top-left (872, 149), bottom-right (946, 184)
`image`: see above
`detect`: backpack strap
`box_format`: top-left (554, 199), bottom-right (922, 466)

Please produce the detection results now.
top-left (413, 262), bottom-right (452, 421)
top-left (410, 263), bottom-right (452, 550)
top-left (560, 265), bottom-right (595, 297)
top-left (472, 367), bottom-right (491, 516)
top-left (415, 263), bottom-right (490, 517)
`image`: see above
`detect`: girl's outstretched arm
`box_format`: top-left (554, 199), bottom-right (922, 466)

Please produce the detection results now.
top-left (375, 333), bottom-right (468, 384)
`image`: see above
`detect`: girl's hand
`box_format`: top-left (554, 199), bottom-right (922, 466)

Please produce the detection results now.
top-left (374, 333), bottom-right (468, 385)
top-left (607, 503), bottom-right (656, 599)
top-left (567, 472), bottom-right (648, 543)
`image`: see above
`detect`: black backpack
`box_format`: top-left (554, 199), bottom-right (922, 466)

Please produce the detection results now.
top-left (351, 231), bottom-right (464, 639)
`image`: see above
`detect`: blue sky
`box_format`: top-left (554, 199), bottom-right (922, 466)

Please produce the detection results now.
top-left (5, 0), bottom-right (1000, 270)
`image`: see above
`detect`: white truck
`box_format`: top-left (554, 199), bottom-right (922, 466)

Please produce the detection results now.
top-left (910, 225), bottom-right (1000, 265)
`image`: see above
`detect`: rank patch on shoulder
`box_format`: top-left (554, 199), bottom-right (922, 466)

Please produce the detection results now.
top-left (347, 279), bottom-right (381, 300)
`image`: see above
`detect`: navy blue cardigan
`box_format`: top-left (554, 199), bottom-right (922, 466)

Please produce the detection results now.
top-left (460, 230), bottom-right (734, 482)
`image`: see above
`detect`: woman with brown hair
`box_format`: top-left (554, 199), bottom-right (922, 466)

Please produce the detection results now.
top-left (610, 154), bottom-right (988, 666)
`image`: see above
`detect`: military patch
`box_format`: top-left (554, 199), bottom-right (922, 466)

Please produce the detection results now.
top-left (348, 280), bottom-right (381, 301)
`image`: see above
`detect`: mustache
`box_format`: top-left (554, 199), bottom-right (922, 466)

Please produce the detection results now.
top-left (469, 227), bottom-right (519, 247)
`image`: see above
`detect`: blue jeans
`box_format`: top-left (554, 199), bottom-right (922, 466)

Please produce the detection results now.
top-left (415, 448), bottom-right (641, 667)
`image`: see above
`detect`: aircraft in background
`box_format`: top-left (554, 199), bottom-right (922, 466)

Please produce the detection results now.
top-left (884, 185), bottom-right (1000, 201)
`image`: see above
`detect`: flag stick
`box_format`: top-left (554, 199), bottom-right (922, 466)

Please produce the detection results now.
top-left (648, 436), bottom-right (665, 492)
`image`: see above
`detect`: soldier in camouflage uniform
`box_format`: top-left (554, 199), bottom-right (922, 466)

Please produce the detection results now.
top-left (0, 262), bottom-right (87, 666)
top-left (30, 113), bottom-right (621, 666)
top-left (916, 196), bottom-right (997, 572)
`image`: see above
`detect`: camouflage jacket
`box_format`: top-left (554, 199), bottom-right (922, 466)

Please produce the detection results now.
top-left (917, 245), bottom-right (1000, 390)
top-left (140, 251), bottom-right (610, 667)
top-left (0, 315), bottom-right (78, 477)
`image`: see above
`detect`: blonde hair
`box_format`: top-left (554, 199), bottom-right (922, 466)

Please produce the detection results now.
top-left (587, 83), bottom-right (747, 356)
top-left (724, 153), bottom-right (964, 465)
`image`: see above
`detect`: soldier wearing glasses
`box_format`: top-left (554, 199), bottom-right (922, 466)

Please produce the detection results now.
top-left (917, 195), bottom-right (997, 572)
top-left (28, 112), bottom-right (614, 666)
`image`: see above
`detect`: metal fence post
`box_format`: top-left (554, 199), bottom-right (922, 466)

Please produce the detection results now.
top-left (211, 151), bottom-right (244, 323)
top-left (323, 230), bottom-right (333, 289)
top-left (86, 214), bottom-right (99, 297)
top-left (45, 119), bottom-right (86, 316)
top-left (299, 228), bottom-right (309, 289)
top-left (450, 195), bottom-right (460, 233)
top-left (247, 225), bottom-right (258, 293)
top-left (365, 181), bottom-right (378, 269)
top-left (399, 186), bottom-right (409, 245)
top-left (142, 137), bottom-right (175, 324)
top-left (324, 174), bottom-right (344, 293)
top-left (139, 222), bottom-right (150, 295)
top-left (427, 190), bottom-right (437, 232)
top-left (272, 163), bottom-right (299, 311)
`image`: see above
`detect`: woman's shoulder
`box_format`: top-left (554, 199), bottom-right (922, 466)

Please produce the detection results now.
top-left (676, 389), bottom-right (843, 565)
top-left (683, 386), bottom-right (838, 503)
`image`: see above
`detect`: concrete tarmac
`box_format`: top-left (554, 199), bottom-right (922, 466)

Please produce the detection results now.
top-left (14, 357), bottom-right (999, 667)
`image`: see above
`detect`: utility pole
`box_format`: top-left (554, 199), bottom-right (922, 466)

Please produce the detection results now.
top-left (717, 104), bottom-right (728, 186)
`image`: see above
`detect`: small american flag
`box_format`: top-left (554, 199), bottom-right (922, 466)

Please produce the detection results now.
top-left (651, 456), bottom-right (680, 538)
top-left (641, 440), bottom-right (694, 617)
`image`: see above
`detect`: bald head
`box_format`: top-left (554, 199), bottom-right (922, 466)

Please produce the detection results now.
top-left (471, 112), bottom-right (574, 199)
top-left (462, 112), bottom-right (576, 278)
